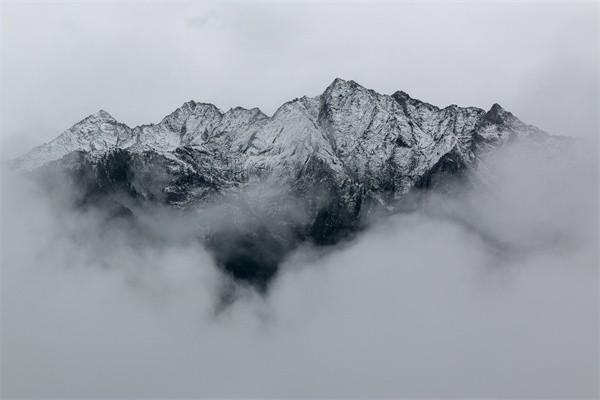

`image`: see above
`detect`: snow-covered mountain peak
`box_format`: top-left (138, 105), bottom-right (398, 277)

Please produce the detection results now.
top-left (391, 90), bottom-right (411, 102)
top-left (484, 103), bottom-right (514, 124)
top-left (12, 79), bottom-right (554, 179)
top-left (70, 109), bottom-right (119, 129)
top-left (323, 77), bottom-right (372, 100)
top-left (161, 101), bottom-right (222, 126)
top-left (89, 109), bottom-right (116, 121)
top-left (11, 109), bottom-right (131, 170)
top-left (224, 106), bottom-right (267, 121)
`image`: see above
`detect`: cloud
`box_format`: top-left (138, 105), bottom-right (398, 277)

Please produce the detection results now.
top-left (186, 10), bottom-right (228, 30)
top-left (1, 138), bottom-right (597, 397)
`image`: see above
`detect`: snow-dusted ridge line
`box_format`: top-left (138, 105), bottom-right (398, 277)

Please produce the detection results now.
top-left (12, 78), bottom-right (548, 175)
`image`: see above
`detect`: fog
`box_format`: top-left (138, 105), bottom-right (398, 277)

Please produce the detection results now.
top-left (1, 138), bottom-right (598, 398)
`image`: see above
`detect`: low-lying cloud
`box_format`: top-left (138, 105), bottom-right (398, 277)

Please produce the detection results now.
top-left (1, 139), bottom-right (598, 398)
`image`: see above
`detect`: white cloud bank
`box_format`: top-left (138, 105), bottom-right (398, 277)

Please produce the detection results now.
top-left (1, 140), bottom-right (598, 397)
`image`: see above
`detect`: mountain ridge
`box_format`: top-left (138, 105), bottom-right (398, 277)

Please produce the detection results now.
top-left (12, 78), bottom-right (545, 172)
top-left (10, 78), bottom-right (561, 289)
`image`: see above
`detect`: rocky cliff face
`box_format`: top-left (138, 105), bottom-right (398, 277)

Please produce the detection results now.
top-left (11, 78), bottom-right (559, 290)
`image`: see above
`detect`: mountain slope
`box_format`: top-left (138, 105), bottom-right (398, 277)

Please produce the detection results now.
top-left (13, 78), bottom-right (548, 177)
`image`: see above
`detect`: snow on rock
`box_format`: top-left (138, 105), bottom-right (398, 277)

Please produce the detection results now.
top-left (11, 110), bottom-right (133, 170)
top-left (12, 78), bottom-right (554, 200)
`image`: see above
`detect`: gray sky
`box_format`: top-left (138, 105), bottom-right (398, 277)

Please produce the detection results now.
top-left (1, 0), bottom-right (598, 158)
top-left (1, 3), bottom-right (598, 396)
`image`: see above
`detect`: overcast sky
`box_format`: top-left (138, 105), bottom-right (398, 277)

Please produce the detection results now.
top-left (1, 0), bottom-right (598, 158)
top-left (1, 2), bottom-right (598, 397)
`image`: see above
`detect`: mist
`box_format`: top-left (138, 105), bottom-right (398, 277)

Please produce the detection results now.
top-left (1, 139), bottom-right (598, 397)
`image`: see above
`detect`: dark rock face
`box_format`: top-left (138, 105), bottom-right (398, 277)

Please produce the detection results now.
top-left (414, 150), bottom-right (470, 191)
top-left (206, 227), bottom-right (291, 293)
top-left (14, 78), bottom-right (560, 290)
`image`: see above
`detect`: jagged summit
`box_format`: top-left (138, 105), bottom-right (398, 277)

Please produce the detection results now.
top-left (93, 109), bottom-right (115, 119)
top-left (484, 103), bottom-right (511, 124)
top-left (326, 77), bottom-right (361, 90)
top-left (13, 78), bottom-right (547, 174)
top-left (227, 106), bottom-right (264, 114)
top-left (78, 109), bottom-right (117, 124)
top-left (323, 77), bottom-right (377, 100)
top-left (490, 103), bottom-right (504, 112)
top-left (392, 90), bottom-right (411, 101)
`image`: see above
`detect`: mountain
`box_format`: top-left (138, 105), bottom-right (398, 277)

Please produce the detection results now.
top-left (11, 78), bottom-right (559, 290)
